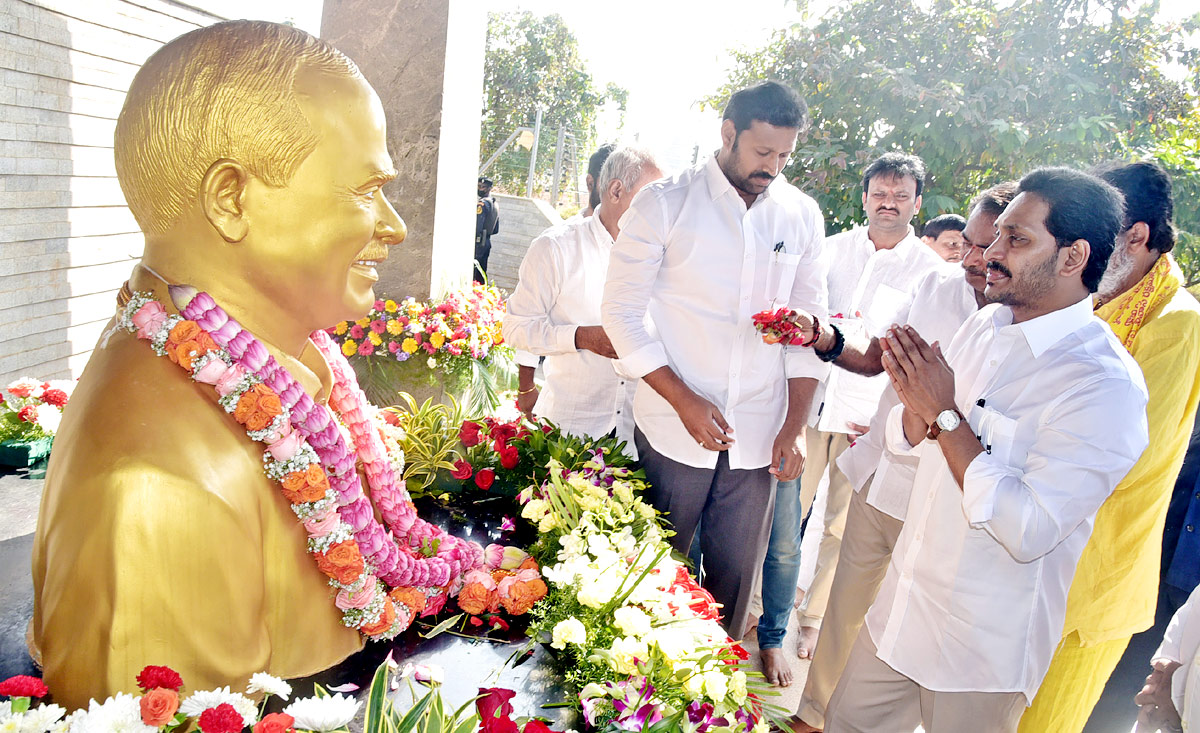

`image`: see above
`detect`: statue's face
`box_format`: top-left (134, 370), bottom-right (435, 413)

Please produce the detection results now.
top-left (242, 65), bottom-right (405, 330)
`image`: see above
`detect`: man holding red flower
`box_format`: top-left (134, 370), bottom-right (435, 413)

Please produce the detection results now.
top-left (602, 81), bottom-right (828, 665)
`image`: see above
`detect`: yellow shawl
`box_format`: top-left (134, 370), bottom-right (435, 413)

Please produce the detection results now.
top-left (1096, 253), bottom-right (1181, 350)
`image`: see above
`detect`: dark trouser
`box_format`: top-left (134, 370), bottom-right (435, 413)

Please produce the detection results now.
top-left (635, 427), bottom-right (775, 639)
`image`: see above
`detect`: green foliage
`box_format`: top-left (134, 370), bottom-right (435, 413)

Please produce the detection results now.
top-left (314, 657), bottom-right (479, 733)
top-left (388, 393), bottom-right (464, 494)
top-left (481, 12), bottom-right (627, 194)
top-left (710, 0), bottom-right (1200, 235)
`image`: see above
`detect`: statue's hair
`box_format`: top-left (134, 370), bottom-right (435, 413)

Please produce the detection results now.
top-left (115, 20), bottom-right (361, 234)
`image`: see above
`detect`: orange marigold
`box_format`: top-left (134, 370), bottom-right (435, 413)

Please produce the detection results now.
top-left (281, 463), bottom-right (330, 504)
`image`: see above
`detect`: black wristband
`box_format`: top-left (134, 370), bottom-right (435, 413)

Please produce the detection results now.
top-left (815, 323), bottom-right (845, 363)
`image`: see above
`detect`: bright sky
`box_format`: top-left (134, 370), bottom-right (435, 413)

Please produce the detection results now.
top-left (226, 0), bottom-right (1195, 174)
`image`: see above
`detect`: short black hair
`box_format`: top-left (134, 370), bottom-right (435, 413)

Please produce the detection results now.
top-left (970, 181), bottom-right (1019, 219)
top-left (862, 152), bottom-right (926, 197)
top-left (1094, 160), bottom-right (1176, 254)
top-left (922, 213), bottom-right (966, 240)
top-left (722, 81), bottom-right (807, 134)
top-left (587, 143), bottom-right (616, 210)
top-left (1016, 167), bottom-right (1126, 293)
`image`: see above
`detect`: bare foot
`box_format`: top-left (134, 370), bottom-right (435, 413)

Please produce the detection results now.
top-left (781, 716), bottom-right (822, 733)
top-left (760, 647), bottom-right (794, 687)
top-left (796, 625), bottom-right (819, 660)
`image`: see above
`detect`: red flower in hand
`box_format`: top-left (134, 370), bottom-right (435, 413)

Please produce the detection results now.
top-left (0, 675), bottom-right (48, 698)
top-left (475, 468), bottom-right (496, 490)
top-left (197, 703), bottom-right (245, 733)
top-left (136, 665), bottom-right (184, 692)
top-left (451, 459), bottom-right (474, 480)
top-left (498, 444), bottom-right (520, 470)
top-left (459, 421), bottom-right (484, 447)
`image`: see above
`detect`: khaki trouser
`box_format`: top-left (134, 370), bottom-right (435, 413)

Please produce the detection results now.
top-left (826, 630), bottom-right (1027, 733)
top-left (797, 480), bottom-right (902, 729)
top-left (797, 429), bottom-right (855, 629)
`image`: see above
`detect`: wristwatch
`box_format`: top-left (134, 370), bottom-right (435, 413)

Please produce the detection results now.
top-left (926, 408), bottom-right (965, 440)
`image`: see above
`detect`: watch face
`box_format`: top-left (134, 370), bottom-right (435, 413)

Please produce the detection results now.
top-left (937, 410), bottom-right (960, 431)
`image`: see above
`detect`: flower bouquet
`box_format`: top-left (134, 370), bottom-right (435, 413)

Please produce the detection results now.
top-left (0, 377), bottom-right (73, 467)
top-left (0, 657), bottom-right (480, 733)
top-left (327, 284), bottom-right (513, 414)
top-left (750, 308), bottom-right (816, 346)
top-left (517, 453), bottom-right (781, 732)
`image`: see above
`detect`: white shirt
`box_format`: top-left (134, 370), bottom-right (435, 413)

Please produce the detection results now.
top-left (602, 157), bottom-right (828, 469)
top-left (866, 295), bottom-right (1149, 700)
top-left (810, 225), bottom-right (946, 433)
top-left (836, 265), bottom-right (979, 519)
top-left (1155, 586), bottom-right (1200, 729)
top-left (503, 213), bottom-right (637, 448)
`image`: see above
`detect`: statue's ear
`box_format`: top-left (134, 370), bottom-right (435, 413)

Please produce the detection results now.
top-left (200, 159), bottom-right (249, 243)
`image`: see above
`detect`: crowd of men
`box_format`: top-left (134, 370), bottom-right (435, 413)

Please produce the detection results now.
top-left (501, 80), bottom-right (1200, 732)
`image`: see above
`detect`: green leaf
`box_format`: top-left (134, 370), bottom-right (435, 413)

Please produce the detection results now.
top-left (420, 612), bottom-right (465, 639)
top-left (363, 659), bottom-right (394, 733)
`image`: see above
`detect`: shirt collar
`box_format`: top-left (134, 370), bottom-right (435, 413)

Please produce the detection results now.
top-left (997, 294), bottom-right (1096, 358)
top-left (586, 207), bottom-right (614, 247)
top-left (703, 155), bottom-right (773, 204)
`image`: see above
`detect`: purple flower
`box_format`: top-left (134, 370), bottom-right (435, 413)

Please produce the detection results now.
top-left (499, 516), bottom-right (516, 533)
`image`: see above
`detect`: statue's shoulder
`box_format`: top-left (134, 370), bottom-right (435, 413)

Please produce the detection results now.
top-left (45, 325), bottom-right (268, 513)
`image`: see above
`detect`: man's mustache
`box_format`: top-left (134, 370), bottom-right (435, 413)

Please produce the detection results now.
top-left (964, 266), bottom-right (987, 277)
top-left (986, 261), bottom-right (1012, 277)
top-left (750, 172), bottom-right (774, 182)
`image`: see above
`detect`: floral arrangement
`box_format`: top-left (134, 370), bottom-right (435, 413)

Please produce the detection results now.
top-left (750, 308), bottom-right (816, 346)
top-left (0, 377), bottom-right (73, 442)
top-left (0, 658), bottom-right (480, 733)
top-left (518, 453), bottom-right (778, 732)
top-left (327, 284), bottom-right (513, 413)
top-left (116, 287), bottom-right (534, 640)
top-left (384, 398), bottom-right (634, 501)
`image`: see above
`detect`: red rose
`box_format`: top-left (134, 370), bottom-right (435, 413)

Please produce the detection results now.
top-left (459, 421), bottom-right (483, 447)
top-left (136, 664), bottom-right (184, 692)
top-left (490, 423), bottom-right (518, 446)
top-left (523, 721), bottom-right (555, 733)
top-left (254, 713), bottom-right (295, 733)
top-left (0, 675), bottom-right (48, 698)
top-left (41, 389), bottom-right (68, 407)
top-left (483, 717), bottom-right (520, 733)
top-left (476, 687), bottom-right (516, 721)
top-left (16, 405), bottom-right (36, 423)
top-left (475, 468), bottom-right (496, 490)
top-left (197, 703), bottom-right (245, 733)
top-left (140, 688), bottom-right (180, 726)
top-left (490, 616), bottom-right (510, 631)
top-left (498, 444), bottom-right (520, 470)
top-left (451, 459), bottom-right (473, 480)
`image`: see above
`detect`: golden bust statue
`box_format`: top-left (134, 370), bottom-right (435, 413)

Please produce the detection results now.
top-left (31, 20), bottom-right (405, 708)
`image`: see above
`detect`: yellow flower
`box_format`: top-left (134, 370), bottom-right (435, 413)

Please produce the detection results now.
top-left (386, 319), bottom-right (403, 336)
top-left (355, 317), bottom-right (370, 328)
top-left (367, 331), bottom-right (382, 346)
top-left (333, 321), bottom-right (349, 336)
top-left (342, 339), bottom-right (357, 357)
top-left (402, 338), bottom-right (419, 354)
top-left (384, 299), bottom-right (398, 313)
top-left (430, 332), bottom-right (446, 349)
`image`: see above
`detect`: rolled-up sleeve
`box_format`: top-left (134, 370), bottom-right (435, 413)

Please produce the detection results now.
top-left (602, 188), bottom-right (670, 378)
top-left (961, 377), bottom-right (1149, 564)
top-left (783, 199), bottom-right (831, 381)
top-left (884, 402), bottom-right (922, 457)
top-left (503, 235), bottom-right (579, 357)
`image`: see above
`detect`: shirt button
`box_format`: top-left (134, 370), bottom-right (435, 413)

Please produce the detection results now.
top-left (1188, 524), bottom-right (1195, 532)
top-left (915, 533), bottom-right (924, 542)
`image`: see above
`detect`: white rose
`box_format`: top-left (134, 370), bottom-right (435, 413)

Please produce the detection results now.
top-left (550, 617), bottom-right (587, 649)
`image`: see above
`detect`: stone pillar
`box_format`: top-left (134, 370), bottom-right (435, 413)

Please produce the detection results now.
top-left (321, 0), bottom-right (485, 300)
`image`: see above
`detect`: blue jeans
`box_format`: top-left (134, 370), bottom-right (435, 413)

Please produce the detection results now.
top-left (758, 477), bottom-right (804, 649)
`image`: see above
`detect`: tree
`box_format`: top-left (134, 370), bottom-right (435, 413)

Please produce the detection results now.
top-left (710, 0), bottom-right (1200, 254)
top-left (480, 12), bottom-right (624, 198)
